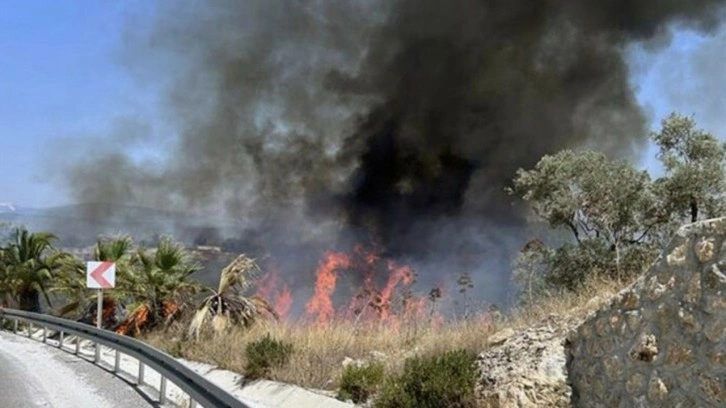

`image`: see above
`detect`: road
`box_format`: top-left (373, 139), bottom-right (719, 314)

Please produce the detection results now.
top-left (0, 331), bottom-right (153, 408)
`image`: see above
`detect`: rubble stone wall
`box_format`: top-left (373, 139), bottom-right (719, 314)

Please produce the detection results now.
top-left (567, 218), bottom-right (726, 407)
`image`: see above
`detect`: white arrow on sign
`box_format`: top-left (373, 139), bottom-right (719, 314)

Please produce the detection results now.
top-left (86, 261), bottom-right (116, 289)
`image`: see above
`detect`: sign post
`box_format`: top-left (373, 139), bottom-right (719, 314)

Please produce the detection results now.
top-left (96, 288), bottom-right (103, 329)
top-left (87, 261), bottom-right (116, 361)
top-left (86, 261), bottom-right (116, 327)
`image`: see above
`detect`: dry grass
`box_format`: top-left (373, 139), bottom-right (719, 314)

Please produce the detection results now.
top-left (145, 316), bottom-right (497, 390)
top-left (143, 276), bottom-right (632, 391)
top-left (506, 275), bottom-right (631, 331)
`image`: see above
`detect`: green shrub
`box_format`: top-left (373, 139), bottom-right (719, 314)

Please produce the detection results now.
top-left (169, 340), bottom-right (184, 358)
top-left (374, 349), bottom-right (479, 408)
top-left (337, 361), bottom-right (385, 403)
top-left (243, 334), bottom-right (294, 382)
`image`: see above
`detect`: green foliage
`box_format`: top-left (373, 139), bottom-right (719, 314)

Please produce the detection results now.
top-left (508, 149), bottom-right (657, 247)
top-left (652, 112), bottom-right (726, 223)
top-left (509, 113), bottom-right (726, 298)
top-left (51, 234), bottom-right (202, 333)
top-left (243, 334), bottom-right (294, 382)
top-left (545, 240), bottom-right (655, 291)
top-left (374, 350), bottom-right (478, 408)
top-left (509, 149), bottom-right (659, 291)
top-left (53, 234), bottom-right (138, 317)
top-left (118, 236), bottom-right (202, 328)
top-left (337, 362), bottom-right (385, 403)
top-left (0, 228), bottom-right (67, 311)
top-left (169, 340), bottom-right (184, 358)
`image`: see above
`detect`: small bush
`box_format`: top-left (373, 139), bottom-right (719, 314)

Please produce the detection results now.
top-left (243, 334), bottom-right (294, 382)
top-left (169, 340), bottom-right (184, 358)
top-left (337, 361), bottom-right (385, 403)
top-left (374, 349), bottom-right (479, 408)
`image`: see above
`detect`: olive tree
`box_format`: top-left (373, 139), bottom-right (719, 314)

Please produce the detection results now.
top-left (652, 113), bottom-right (726, 224)
top-left (508, 150), bottom-right (660, 292)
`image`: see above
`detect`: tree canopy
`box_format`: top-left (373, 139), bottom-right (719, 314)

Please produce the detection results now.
top-left (509, 113), bottom-right (726, 299)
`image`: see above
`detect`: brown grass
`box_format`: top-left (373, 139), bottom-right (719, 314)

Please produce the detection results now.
top-left (143, 276), bottom-right (632, 391)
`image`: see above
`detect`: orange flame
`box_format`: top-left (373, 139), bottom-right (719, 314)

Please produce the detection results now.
top-left (305, 251), bottom-right (351, 323)
top-left (255, 244), bottom-right (435, 327)
top-left (275, 286), bottom-right (293, 318)
top-left (255, 264), bottom-right (294, 319)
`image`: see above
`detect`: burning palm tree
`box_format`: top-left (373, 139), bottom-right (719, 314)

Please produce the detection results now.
top-left (55, 235), bottom-right (202, 335)
top-left (188, 254), bottom-right (276, 339)
top-left (115, 236), bottom-right (202, 336)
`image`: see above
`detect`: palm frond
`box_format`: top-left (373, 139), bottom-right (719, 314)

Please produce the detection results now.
top-left (96, 234), bottom-right (134, 262)
top-left (218, 254), bottom-right (261, 293)
top-left (188, 300), bottom-right (212, 339)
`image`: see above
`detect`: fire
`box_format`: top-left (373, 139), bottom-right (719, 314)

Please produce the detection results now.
top-left (275, 286), bottom-right (293, 318)
top-left (255, 263), bottom-right (294, 319)
top-left (305, 251), bottom-right (351, 323)
top-left (253, 244), bottom-right (437, 327)
top-left (377, 261), bottom-right (414, 321)
top-left (306, 245), bottom-right (429, 326)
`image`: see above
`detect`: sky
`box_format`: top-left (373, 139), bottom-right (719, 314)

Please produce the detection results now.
top-left (1, 2), bottom-right (726, 208)
top-left (0, 1), bottom-right (156, 207)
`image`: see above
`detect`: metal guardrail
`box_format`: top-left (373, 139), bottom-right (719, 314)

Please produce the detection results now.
top-left (0, 308), bottom-right (250, 408)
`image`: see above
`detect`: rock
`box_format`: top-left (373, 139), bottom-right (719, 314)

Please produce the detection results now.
top-left (477, 315), bottom-right (579, 408)
top-left (487, 328), bottom-right (515, 346)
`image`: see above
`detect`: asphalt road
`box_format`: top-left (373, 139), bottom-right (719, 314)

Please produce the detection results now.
top-left (0, 331), bottom-right (153, 408)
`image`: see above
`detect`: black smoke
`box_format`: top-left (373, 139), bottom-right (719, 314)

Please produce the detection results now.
top-left (57, 0), bottom-right (726, 304)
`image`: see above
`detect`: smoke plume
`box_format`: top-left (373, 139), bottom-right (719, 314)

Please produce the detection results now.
top-left (60, 0), bottom-right (726, 304)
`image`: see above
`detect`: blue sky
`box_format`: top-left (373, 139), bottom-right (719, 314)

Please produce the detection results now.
top-left (1, 2), bottom-right (725, 208)
top-left (0, 1), bottom-right (154, 207)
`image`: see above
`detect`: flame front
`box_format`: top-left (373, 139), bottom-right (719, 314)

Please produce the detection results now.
top-left (254, 244), bottom-right (434, 326)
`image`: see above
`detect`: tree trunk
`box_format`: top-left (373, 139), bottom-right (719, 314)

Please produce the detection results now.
top-left (18, 289), bottom-right (41, 312)
top-left (690, 196), bottom-right (698, 223)
top-left (615, 240), bottom-right (621, 282)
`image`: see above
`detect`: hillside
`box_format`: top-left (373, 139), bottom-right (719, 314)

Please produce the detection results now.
top-left (0, 203), bottom-right (244, 246)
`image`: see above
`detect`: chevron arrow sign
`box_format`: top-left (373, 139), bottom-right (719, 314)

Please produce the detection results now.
top-left (86, 261), bottom-right (116, 289)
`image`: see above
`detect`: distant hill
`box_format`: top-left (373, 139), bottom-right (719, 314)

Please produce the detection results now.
top-left (0, 203), bottom-right (246, 247)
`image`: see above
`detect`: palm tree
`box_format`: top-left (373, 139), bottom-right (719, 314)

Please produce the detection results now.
top-left (115, 236), bottom-right (202, 336)
top-left (188, 254), bottom-right (276, 339)
top-left (1, 228), bottom-right (61, 312)
top-left (54, 235), bottom-right (135, 326)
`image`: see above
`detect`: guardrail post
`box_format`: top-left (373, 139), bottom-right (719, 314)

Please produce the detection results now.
top-left (95, 342), bottom-right (100, 363)
top-left (28, 322), bottom-right (32, 338)
top-left (59, 331), bottom-right (64, 349)
top-left (13, 319), bottom-right (17, 334)
top-left (75, 337), bottom-right (80, 355)
top-left (42, 326), bottom-right (47, 343)
top-left (159, 376), bottom-right (167, 404)
top-left (189, 396), bottom-right (197, 408)
top-left (114, 350), bottom-right (120, 373)
top-left (138, 361), bottom-right (145, 385)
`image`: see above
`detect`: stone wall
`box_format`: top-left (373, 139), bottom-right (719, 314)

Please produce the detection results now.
top-left (566, 218), bottom-right (726, 407)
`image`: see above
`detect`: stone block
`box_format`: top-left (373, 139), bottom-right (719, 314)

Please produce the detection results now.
top-left (567, 218), bottom-right (726, 407)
